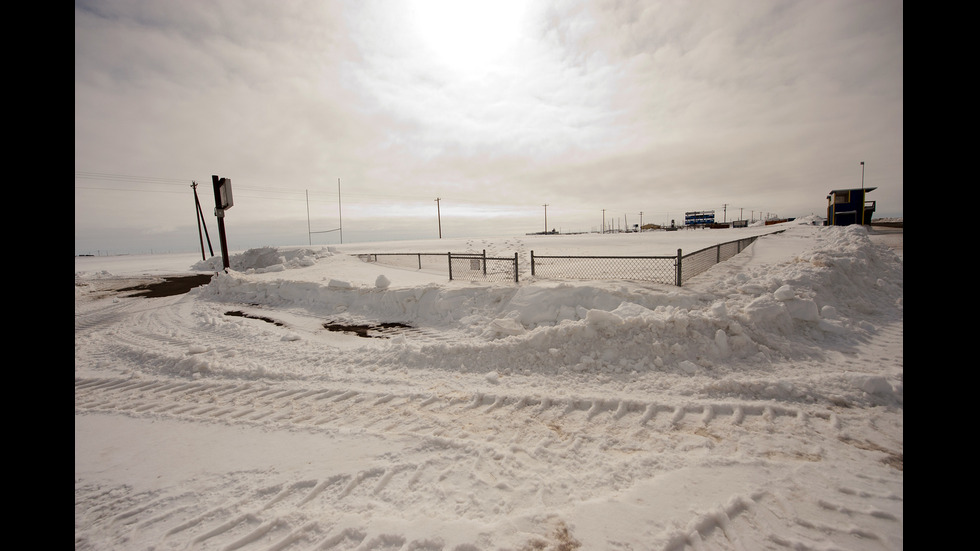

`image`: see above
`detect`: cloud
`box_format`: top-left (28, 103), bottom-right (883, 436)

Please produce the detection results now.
top-left (75, 0), bottom-right (902, 254)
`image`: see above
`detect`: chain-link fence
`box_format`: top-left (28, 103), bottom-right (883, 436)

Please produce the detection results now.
top-left (678, 231), bottom-right (783, 284)
top-left (358, 251), bottom-right (519, 283)
top-left (532, 230), bottom-right (783, 286)
top-left (356, 253), bottom-right (448, 272)
top-left (530, 252), bottom-right (676, 284)
top-left (449, 252), bottom-right (519, 283)
top-left (356, 230), bottom-right (782, 286)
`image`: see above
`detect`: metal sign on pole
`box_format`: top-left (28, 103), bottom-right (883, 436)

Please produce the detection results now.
top-left (212, 175), bottom-right (233, 270)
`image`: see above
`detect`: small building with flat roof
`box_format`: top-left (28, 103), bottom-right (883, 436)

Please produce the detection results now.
top-left (826, 187), bottom-right (876, 226)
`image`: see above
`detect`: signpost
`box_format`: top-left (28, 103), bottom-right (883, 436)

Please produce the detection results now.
top-left (212, 175), bottom-right (233, 270)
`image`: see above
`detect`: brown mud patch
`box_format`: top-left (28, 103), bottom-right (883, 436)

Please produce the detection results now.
top-left (118, 274), bottom-right (214, 298)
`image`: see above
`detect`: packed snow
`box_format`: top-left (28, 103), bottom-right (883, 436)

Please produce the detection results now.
top-left (75, 217), bottom-right (903, 550)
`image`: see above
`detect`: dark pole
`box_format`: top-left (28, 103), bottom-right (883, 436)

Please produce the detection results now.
top-left (193, 182), bottom-right (205, 260)
top-left (201, 201), bottom-right (213, 258)
top-left (676, 248), bottom-right (682, 286)
top-left (212, 175), bottom-right (230, 270)
top-left (860, 161), bottom-right (866, 224)
top-left (192, 182), bottom-right (214, 260)
top-left (193, 182), bottom-right (206, 261)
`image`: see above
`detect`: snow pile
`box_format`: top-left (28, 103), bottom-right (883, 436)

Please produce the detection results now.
top-left (194, 222), bottom-right (902, 404)
top-left (76, 220), bottom-right (903, 550)
top-left (192, 245), bottom-right (332, 273)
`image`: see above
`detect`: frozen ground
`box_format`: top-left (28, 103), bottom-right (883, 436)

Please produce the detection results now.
top-left (75, 219), bottom-right (902, 550)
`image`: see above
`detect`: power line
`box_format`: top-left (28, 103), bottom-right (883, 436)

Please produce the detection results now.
top-left (74, 171), bottom-right (795, 224)
top-left (74, 172), bottom-right (518, 209)
top-left (74, 185), bottom-right (188, 195)
top-left (74, 171), bottom-right (417, 204)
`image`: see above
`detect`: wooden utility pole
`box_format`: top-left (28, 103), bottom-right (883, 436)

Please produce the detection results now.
top-left (191, 181), bottom-right (213, 261)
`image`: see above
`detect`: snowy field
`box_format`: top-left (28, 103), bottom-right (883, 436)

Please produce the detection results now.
top-left (75, 218), bottom-right (903, 550)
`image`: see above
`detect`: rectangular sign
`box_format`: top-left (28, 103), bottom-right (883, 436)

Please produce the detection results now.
top-left (218, 178), bottom-right (233, 209)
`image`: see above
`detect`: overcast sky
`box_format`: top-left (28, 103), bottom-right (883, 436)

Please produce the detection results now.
top-left (75, 0), bottom-right (903, 255)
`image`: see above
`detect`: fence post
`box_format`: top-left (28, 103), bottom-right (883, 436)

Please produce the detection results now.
top-left (417, 253), bottom-right (421, 270)
top-left (483, 250), bottom-right (487, 276)
top-left (448, 252), bottom-right (453, 281)
top-left (514, 252), bottom-right (519, 283)
top-left (530, 250), bottom-right (535, 276)
top-left (675, 248), bottom-right (682, 286)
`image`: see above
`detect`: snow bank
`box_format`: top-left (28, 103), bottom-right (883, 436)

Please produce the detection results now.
top-left (194, 223), bottom-right (902, 395)
top-left (192, 245), bottom-right (328, 273)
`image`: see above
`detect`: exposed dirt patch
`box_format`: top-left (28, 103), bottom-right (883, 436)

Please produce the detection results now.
top-left (521, 520), bottom-right (581, 551)
top-left (117, 274), bottom-right (215, 298)
top-left (217, 314), bottom-right (413, 337)
top-left (323, 321), bottom-right (413, 338)
top-left (839, 436), bottom-right (903, 471)
top-left (225, 310), bottom-right (285, 326)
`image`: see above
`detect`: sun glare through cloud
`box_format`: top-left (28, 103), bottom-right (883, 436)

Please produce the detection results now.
top-left (74, 1), bottom-right (902, 255)
top-left (407, 0), bottom-right (528, 79)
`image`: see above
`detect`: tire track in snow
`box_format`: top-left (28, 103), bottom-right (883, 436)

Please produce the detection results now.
top-left (76, 272), bottom-right (901, 550)
top-left (659, 468), bottom-right (903, 551)
top-left (76, 427), bottom-right (902, 551)
top-left (76, 389), bottom-right (900, 549)
top-left (75, 376), bottom-right (845, 443)
top-left (77, 375), bottom-right (897, 548)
